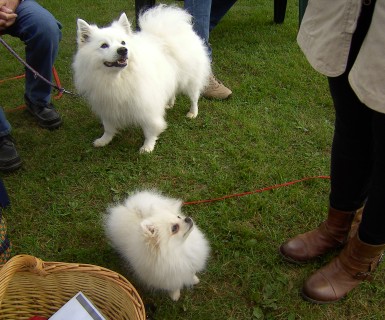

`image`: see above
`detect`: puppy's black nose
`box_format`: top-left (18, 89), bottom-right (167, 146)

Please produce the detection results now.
top-left (184, 217), bottom-right (193, 224)
top-left (117, 47), bottom-right (127, 56)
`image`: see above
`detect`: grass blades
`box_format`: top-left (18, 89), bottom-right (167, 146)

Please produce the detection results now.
top-left (1, 1), bottom-right (384, 319)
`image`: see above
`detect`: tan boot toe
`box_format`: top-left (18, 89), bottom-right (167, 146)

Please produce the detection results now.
top-left (203, 74), bottom-right (232, 100)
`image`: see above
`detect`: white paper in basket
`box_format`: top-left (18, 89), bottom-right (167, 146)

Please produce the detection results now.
top-left (49, 291), bottom-right (106, 320)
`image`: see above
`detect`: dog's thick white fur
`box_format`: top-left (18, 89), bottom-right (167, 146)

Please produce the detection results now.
top-left (73, 5), bottom-right (211, 153)
top-left (104, 190), bottom-right (210, 301)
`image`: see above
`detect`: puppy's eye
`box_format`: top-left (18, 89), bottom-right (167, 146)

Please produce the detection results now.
top-left (121, 41), bottom-right (126, 45)
top-left (171, 224), bottom-right (179, 234)
top-left (100, 43), bottom-right (109, 49)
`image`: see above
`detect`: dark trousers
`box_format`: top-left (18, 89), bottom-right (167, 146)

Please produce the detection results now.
top-left (328, 0), bottom-right (385, 245)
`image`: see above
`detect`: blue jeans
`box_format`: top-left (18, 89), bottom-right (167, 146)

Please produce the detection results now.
top-left (184, 0), bottom-right (237, 60)
top-left (0, 108), bottom-right (11, 137)
top-left (4, 0), bottom-right (62, 106)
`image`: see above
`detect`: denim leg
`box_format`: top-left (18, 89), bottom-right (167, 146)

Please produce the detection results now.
top-left (5, 0), bottom-right (62, 106)
top-left (0, 108), bottom-right (12, 138)
top-left (184, 0), bottom-right (212, 59)
top-left (210, 0), bottom-right (238, 32)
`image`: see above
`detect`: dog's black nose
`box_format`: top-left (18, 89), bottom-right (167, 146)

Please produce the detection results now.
top-left (184, 217), bottom-right (193, 224)
top-left (117, 47), bottom-right (127, 56)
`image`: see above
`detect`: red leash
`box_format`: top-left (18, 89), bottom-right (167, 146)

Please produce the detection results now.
top-left (183, 175), bottom-right (330, 205)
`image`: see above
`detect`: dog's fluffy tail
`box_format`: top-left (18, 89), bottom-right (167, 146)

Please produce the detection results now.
top-left (138, 4), bottom-right (193, 37)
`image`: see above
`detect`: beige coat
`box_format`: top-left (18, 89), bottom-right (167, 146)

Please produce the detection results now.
top-left (297, 0), bottom-right (385, 114)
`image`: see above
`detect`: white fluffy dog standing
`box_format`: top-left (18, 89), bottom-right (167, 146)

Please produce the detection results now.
top-left (104, 190), bottom-right (210, 301)
top-left (73, 5), bottom-right (211, 153)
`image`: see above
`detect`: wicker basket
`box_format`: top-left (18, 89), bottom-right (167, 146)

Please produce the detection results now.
top-left (0, 255), bottom-right (146, 320)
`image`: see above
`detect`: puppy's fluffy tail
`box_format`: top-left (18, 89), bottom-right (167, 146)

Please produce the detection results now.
top-left (138, 4), bottom-right (193, 37)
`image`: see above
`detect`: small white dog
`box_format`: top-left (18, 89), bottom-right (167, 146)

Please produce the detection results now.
top-left (73, 5), bottom-right (211, 153)
top-left (104, 190), bottom-right (210, 301)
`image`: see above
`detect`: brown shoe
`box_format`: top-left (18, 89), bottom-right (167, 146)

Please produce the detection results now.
top-left (279, 207), bottom-right (363, 263)
top-left (302, 232), bottom-right (385, 304)
top-left (202, 74), bottom-right (232, 100)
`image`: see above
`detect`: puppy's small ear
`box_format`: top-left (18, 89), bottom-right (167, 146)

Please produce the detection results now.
top-left (77, 19), bottom-right (92, 45)
top-left (117, 12), bottom-right (132, 35)
top-left (141, 220), bottom-right (157, 237)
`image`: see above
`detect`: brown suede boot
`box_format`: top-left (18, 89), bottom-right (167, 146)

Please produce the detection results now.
top-left (279, 207), bottom-right (363, 263)
top-left (301, 232), bottom-right (385, 304)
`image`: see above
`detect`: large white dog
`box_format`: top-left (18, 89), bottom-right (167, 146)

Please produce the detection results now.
top-left (73, 5), bottom-right (211, 153)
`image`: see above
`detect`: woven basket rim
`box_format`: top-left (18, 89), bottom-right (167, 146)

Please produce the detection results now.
top-left (0, 254), bottom-right (146, 320)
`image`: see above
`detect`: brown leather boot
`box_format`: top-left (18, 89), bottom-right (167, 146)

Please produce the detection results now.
top-left (302, 232), bottom-right (385, 304)
top-left (279, 207), bottom-right (363, 263)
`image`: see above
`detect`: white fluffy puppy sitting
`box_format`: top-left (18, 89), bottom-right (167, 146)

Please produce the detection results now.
top-left (104, 190), bottom-right (210, 301)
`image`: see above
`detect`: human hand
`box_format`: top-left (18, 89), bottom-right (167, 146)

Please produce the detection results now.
top-left (0, 0), bottom-right (19, 31)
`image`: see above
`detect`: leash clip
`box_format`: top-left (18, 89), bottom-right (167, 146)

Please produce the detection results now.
top-left (59, 88), bottom-right (79, 97)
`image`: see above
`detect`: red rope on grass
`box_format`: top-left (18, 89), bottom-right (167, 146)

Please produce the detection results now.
top-left (183, 175), bottom-right (330, 205)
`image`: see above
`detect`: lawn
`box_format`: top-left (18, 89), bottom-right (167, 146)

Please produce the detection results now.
top-left (1, 0), bottom-right (384, 319)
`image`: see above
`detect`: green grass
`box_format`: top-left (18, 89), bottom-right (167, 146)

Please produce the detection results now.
top-left (1, 0), bottom-right (384, 319)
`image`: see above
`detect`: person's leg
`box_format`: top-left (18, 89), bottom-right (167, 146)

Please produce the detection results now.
top-left (280, 0), bottom-right (375, 263)
top-left (358, 110), bottom-right (385, 245)
top-left (281, 87), bottom-right (371, 260)
top-left (0, 108), bottom-right (22, 172)
top-left (6, 0), bottom-right (62, 129)
top-left (9, 0), bottom-right (62, 105)
top-left (302, 122), bottom-right (385, 303)
top-left (184, 0), bottom-right (232, 100)
top-left (184, 0), bottom-right (212, 58)
top-left (328, 76), bottom-right (372, 212)
top-left (279, 74), bottom-right (370, 263)
top-left (209, 0), bottom-right (238, 32)
top-left (0, 108), bottom-right (11, 138)
top-left (300, 1), bottom-right (384, 303)
top-left (327, 0), bottom-right (376, 211)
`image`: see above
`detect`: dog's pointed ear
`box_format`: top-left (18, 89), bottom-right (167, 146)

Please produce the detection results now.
top-left (77, 19), bottom-right (92, 45)
top-left (141, 220), bottom-right (157, 237)
top-left (117, 12), bottom-right (132, 35)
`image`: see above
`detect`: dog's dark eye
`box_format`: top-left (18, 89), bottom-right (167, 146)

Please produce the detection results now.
top-left (171, 224), bottom-right (179, 234)
top-left (121, 41), bottom-right (126, 45)
top-left (100, 43), bottom-right (109, 49)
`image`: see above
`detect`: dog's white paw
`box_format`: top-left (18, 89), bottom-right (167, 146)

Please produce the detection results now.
top-left (169, 289), bottom-right (181, 301)
top-left (139, 138), bottom-right (157, 153)
top-left (139, 145), bottom-right (154, 153)
top-left (186, 111), bottom-right (197, 119)
top-left (193, 275), bottom-right (200, 284)
top-left (93, 138), bottom-right (109, 147)
top-left (166, 96), bottom-right (175, 109)
top-left (166, 101), bottom-right (175, 109)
